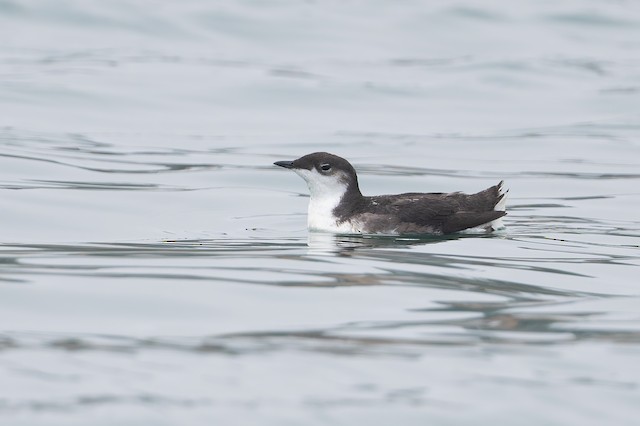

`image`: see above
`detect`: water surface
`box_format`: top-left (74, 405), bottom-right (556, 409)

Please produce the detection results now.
top-left (1, 1), bottom-right (640, 425)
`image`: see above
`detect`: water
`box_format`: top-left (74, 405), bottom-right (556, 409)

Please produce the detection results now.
top-left (1, 1), bottom-right (640, 424)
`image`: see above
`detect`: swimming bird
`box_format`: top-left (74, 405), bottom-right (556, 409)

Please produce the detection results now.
top-left (274, 152), bottom-right (507, 235)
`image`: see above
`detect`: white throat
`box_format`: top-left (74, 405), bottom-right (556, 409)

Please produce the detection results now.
top-left (294, 169), bottom-right (353, 232)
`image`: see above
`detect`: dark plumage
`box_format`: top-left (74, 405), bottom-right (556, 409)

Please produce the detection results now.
top-left (275, 152), bottom-right (507, 235)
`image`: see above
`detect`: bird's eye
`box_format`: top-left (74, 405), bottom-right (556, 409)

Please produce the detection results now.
top-left (320, 163), bottom-right (332, 172)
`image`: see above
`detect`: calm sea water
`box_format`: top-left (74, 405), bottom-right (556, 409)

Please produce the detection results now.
top-left (1, 1), bottom-right (640, 425)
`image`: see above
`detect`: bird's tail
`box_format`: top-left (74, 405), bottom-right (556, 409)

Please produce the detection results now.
top-left (489, 181), bottom-right (508, 230)
top-left (494, 180), bottom-right (508, 212)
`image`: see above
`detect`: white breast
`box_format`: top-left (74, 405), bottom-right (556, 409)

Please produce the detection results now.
top-left (307, 192), bottom-right (354, 233)
top-left (293, 168), bottom-right (355, 233)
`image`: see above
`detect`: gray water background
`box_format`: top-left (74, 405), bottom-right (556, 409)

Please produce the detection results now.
top-left (1, 1), bottom-right (640, 425)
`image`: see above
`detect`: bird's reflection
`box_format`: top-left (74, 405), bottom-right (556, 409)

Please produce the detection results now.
top-left (306, 231), bottom-right (464, 254)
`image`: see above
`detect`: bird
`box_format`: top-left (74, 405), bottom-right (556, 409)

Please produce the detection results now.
top-left (274, 152), bottom-right (507, 235)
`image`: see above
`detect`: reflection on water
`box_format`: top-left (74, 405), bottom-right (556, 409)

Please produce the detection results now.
top-left (1, 214), bottom-right (638, 346)
top-left (2, 0), bottom-right (640, 425)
